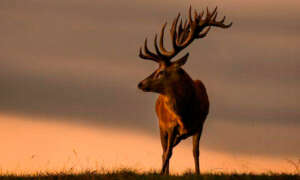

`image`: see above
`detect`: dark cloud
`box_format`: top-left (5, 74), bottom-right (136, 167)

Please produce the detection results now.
top-left (0, 0), bottom-right (299, 156)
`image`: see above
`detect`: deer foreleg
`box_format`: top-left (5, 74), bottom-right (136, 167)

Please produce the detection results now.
top-left (160, 129), bottom-right (169, 174)
top-left (161, 128), bottom-right (176, 175)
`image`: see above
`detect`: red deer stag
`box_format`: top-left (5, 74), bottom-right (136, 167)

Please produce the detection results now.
top-left (137, 6), bottom-right (232, 175)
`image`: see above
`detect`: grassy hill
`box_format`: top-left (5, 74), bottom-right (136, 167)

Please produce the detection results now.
top-left (0, 170), bottom-right (299, 180)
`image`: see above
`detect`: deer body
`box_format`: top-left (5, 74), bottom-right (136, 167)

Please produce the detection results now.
top-left (155, 72), bottom-right (209, 174)
top-left (156, 76), bottom-right (209, 137)
top-left (137, 6), bottom-right (231, 174)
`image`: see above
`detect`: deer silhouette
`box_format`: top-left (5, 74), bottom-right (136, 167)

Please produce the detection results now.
top-left (137, 6), bottom-right (232, 175)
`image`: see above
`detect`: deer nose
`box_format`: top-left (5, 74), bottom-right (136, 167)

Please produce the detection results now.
top-left (138, 82), bottom-right (143, 89)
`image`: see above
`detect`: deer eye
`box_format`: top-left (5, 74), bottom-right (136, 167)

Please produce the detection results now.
top-left (157, 71), bottom-right (165, 79)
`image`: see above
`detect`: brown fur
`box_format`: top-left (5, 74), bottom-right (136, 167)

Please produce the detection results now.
top-left (156, 79), bottom-right (209, 136)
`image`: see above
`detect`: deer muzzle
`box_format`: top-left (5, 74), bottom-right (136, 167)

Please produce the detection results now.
top-left (138, 81), bottom-right (151, 92)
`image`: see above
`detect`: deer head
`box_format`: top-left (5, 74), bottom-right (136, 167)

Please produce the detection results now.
top-left (138, 6), bottom-right (232, 94)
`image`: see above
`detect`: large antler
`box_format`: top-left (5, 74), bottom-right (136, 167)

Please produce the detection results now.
top-left (139, 6), bottom-right (232, 64)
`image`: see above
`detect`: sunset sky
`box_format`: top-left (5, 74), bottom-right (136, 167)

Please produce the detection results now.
top-left (0, 0), bottom-right (299, 174)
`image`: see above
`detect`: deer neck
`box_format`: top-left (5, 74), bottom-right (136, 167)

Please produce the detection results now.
top-left (164, 71), bottom-right (195, 117)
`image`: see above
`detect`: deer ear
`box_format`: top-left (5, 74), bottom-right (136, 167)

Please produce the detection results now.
top-left (171, 53), bottom-right (189, 68)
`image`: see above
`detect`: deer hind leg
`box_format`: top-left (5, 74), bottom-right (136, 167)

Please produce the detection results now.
top-left (161, 128), bottom-right (177, 175)
top-left (160, 129), bottom-right (169, 174)
top-left (192, 128), bottom-right (203, 175)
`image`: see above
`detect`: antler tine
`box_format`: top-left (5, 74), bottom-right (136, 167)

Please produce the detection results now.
top-left (207, 6), bottom-right (232, 28)
top-left (211, 15), bottom-right (233, 28)
top-left (159, 22), bottom-right (173, 57)
top-left (170, 13), bottom-right (181, 51)
top-left (219, 16), bottom-right (226, 24)
top-left (154, 34), bottom-right (164, 58)
top-left (188, 6), bottom-right (193, 26)
top-left (177, 19), bottom-right (185, 45)
top-left (139, 47), bottom-right (158, 62)
top-left (211, 6), bottom-right (218, 18)
top-left (212, 11), bottom-right (218, 22)
top-left (139, 38), bottom-right (160, 62)
top-left (144, 38), bottom-right (158, 58)
top-left (206, 7), bottom-right (211, 19)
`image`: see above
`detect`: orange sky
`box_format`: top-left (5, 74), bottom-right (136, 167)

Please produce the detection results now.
top-left (0, 114), bottom-right (297, 175)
